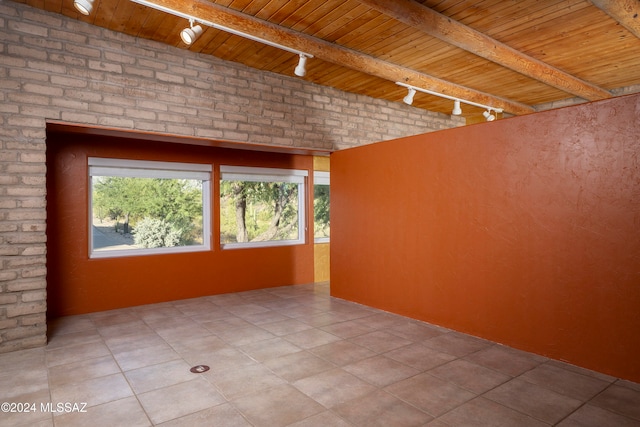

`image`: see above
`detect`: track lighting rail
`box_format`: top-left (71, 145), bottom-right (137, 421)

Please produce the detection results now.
top-left (396, 82), bottom-right (503, 118)
top-left (129, 0), bottom-right (314, 60)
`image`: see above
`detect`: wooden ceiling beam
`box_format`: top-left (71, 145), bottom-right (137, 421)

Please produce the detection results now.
top-left (357, 0), bottom-right (612, 101)
top-left (130, 0), bottom-right (535, 115)
top-left (589, 0), bottom-right (640, 39)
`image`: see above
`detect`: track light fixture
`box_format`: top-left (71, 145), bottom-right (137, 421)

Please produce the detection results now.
top-left (294, 54), bottom-right (308, 77)
top-left (396, 82), bottom-right (503, 119)
top-left (180, 19), bottom-right (203, 45)
top-left (452, 99), bottom-right (462, 115)
top-left (130, 0), bottom-right (314, 71)
top-left (483, 109), bottom-right (496, 121)
top-left (403, 88), bottom-right (416, 105)
top-left (74, 0), bottom-right (94, 15)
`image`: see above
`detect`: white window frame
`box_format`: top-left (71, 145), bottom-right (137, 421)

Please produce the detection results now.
top-left (313, 171), bottom-right (330, 244)
top-left (88, 157), bottom-right (212, 259)
top-left (220, 165), bottom-right (308, 249)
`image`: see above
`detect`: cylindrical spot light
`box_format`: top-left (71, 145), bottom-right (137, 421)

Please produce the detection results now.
top-left (403, 88), bottom-right (416, 105)
top-left (181, 21), bottom-right (203, 45)
top-left (294, 54), bottom-right (308, 77)
top-left (483, 109), bottom-right (496, 121)
top-left (74, 0), bottom-right (94, 15)
top-left (452, 99), bottom-right (462, 115)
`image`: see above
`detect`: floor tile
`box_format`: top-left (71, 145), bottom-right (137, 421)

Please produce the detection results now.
top-left (384, 342), bottom-right (457, 371)
top-left (344, 355), bottom-right (420, 387)
top-left (124, 359), bottom-right (196, 394)
top-left (427, 359), bottom-right (511, 394)
top-left (309, 340), bottom-right (376, 366)
top-left (589, 383), bottom-right (640, 421)
top-left (236, 310), bottom-right (290, 325)
top-left (0, 361), bottom-right (49, 399)
top-left (2, 283), bottom-right (638, 427)
top-left (617, 379), bottom-right (640, 392)
top-left (199, 316), bottom-right (252, 334)
top-left (167, 334), bottom-right (227, 355)
top-left (436, 396), bottom-right (548, 427)
top-left (0, 389), bottom-right (52, 426)
top-left (137, 377), bottom-right (225, 425)
top-left (519, 362), bottom-right (612, 401)
top-left (231, 384), bottom-right (325, 427)
top-left (45, 329), bottom-right (102, 350)
top-left (89, 309), bottom-right (138, 328)
top-left (213, 324), bottom-right (275, 346)
top-left (258, 318), bottom-right (314, 336)
top-left (546, 359), bottom-right (618, 383)
top-left (385, 372), bottom-right (476, 417)
top-left (181, 347), bottom-right (256, 374)
top-left (334, 389), bottom-right (433, 426)
top-left (318, 319), bottom-right (376, 338)
top-left (263, 350), bottom-right (335, 382)
top-left (354, 312), bottom-right (406, 329)
top-left (96, 320), bottom-right (154, 339)
top-left (423, 331), bottom-right (492, 357)
top-left (293, 368), bottom-right (377, 408)
top-left (557, 403), bottom-right (640, 427)
top-left (104, 331), bottom-right (167, 354)
top-left (386, 320), bottom-right (445, 342)
top-left (224, 303), bottom-right (272, 318)
top-left (50, 373), bottom-right (134, 410)
top-left (156, 403), bottom-right (251, 427)
top-left (52, 396), bottom-right (151, 427)
top-left (45, 341), bottom-right (112, 368)
top-left (286, 410), bottom-right (353, 427)
top-left (349, 330), bottom-right (412, 353)
top-left (112, 342), bottom-right (181, 372)
top-left (238, 337), bottom-right (302, 362)
top-left (47, 314), bottom-right (95, 336)
top-left (484, 377), bottom-right (583, 424)
top-left (48, 355), bottom-right (121, 387)
top-left (206, 363), bottom-right (286, 399)
top-left (283, 328), bottom-right (341, 349)
top-left (464, 344), bottom-right (547, 377)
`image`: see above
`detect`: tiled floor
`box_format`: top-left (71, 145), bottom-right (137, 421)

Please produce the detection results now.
top-left (1, 283), bottom-right (639, 426)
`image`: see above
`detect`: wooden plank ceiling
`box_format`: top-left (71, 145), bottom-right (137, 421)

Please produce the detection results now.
top-left (17, 0), bottom-right (640, 122)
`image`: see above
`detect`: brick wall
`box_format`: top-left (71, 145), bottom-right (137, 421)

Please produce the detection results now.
top-left (0, 1), bottom-right (464, 353)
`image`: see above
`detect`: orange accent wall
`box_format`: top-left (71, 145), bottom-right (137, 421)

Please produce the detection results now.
top-left (46, 133), bottom-right (314, 317)
top-left (330, 94), bottom-right (640, 382)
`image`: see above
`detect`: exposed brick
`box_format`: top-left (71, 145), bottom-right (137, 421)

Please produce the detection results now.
top-left (22, 35), bottom-right (62, 51)
top-left (88, 59), bottom-right (122, 74)
top-left (50, 74), bottom-right (88, 88)
top-left (21, 313), bottom-right (46, 326)
top-left (21, 290), bottom-right (46, 303)
top-left (0, 319), bottom-right (18, 330)
top-left (9, 67), bottom-right (49, 82)
top-left (6, 279), bottom-right (45, 292)
top-left (6, 301), bottom-right (46, 318)
top-left (7, 44), bottom-right (47, 60)
top-left (2, 324), bottom-right (46, 340)
top-left (0, 294), bottom-right (18, 305)
top-left (0, 271), bottom-right (19, 282)
top-left (22, 82), bottom-right (63, 97)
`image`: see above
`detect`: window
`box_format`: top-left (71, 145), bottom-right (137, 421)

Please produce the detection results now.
top-left (89, 158), bottom-right (211, 258)
top-left (313, 171), bottom-right (330, 243)
top-left (220, 166), bottom-right (307, 249)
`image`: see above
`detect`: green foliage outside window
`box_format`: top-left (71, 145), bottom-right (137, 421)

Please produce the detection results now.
top-left (314, 184), bottom-right (330, 239)
top-left (92, 177), bottom-right (203, 250)
top-left (220, 180), bottom-right (299, 244)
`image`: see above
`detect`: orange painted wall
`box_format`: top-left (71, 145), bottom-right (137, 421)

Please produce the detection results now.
top-left (46, 133), bottom-right (314, 317)
top-left (330, 94), bottom-right (640, 382)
